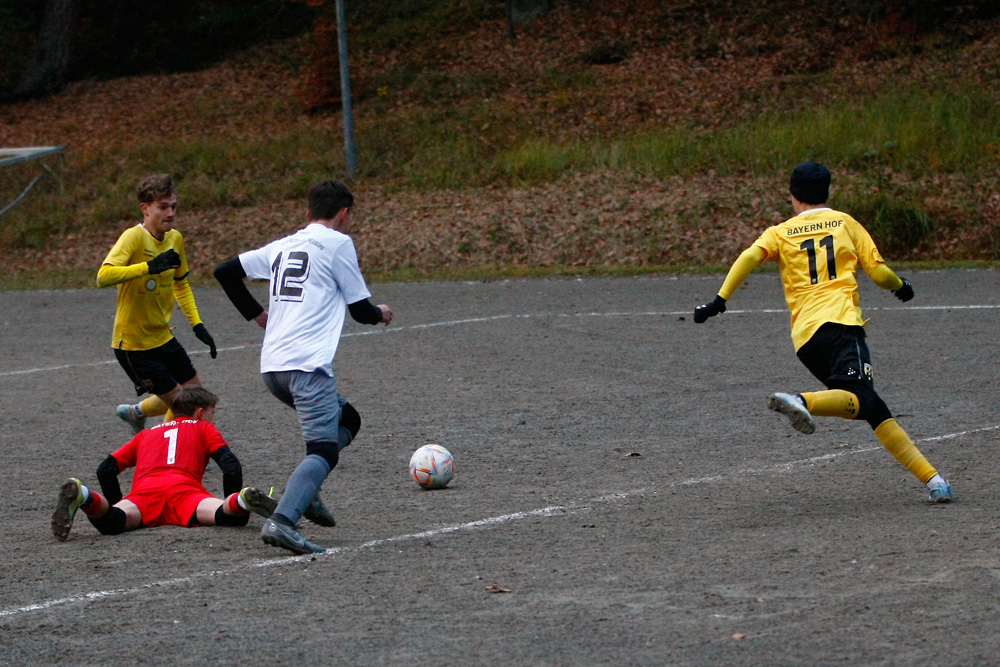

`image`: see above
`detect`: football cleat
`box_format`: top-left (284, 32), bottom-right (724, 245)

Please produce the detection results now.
top-left (116, 403), bottom-right (146, 435)
top-left (927, 478), bottom-right (953, 504)
top-left (261, 517), bottom-right (325, 555)
top-left (51, 478), bottom-right (85, 542)
top-left (303, 493), bottom-right (336, 527)
top-left (240, 487), bottom-right (278, 518)
top-left (767, 392), bottom-right (816, 434)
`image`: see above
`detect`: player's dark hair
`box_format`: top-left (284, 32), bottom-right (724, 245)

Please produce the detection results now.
top-left (171, 385), bottom-right (218, 417)
top-left (789, 161), bottom-right (831, 205)
top-left (307, 179), bottom-right (354, 221)
top-left (136, 174), bottom-right (178, 204)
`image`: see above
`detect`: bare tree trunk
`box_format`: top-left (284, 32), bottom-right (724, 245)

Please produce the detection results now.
top-left (15, 0), bottom-right (79, 99)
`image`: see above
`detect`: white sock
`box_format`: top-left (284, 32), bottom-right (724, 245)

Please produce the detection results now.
top-left (237, 493), bottom-right (248, 511)
top-left (926, 473), bottom-right (946, 488)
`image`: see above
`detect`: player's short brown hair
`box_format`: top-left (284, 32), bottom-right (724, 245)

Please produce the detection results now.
top-left (136, 174), bottom-right (178, 204)
top-left (307, 179), bottom-right (354, 221)
top-left (171, 386), bottom-right (218, 417)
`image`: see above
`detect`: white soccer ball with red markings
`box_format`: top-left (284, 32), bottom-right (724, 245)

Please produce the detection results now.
top-left (409, 444), bottom-right (454, 489)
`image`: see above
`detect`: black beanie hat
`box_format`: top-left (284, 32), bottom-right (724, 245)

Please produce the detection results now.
top-left (789, 161), bottom-right (831, 204)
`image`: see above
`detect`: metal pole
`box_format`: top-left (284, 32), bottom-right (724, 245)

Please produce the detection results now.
top-left (335, 0), bottom-right (357, 180)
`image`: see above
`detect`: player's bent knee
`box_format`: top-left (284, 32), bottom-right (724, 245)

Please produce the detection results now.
top-left (863, 394), bottom-right (893, 430)
top-left (306, 440), bottom-right (340, 469)
top-left (96, 454), bottom-right (118, 479)
top-left (341, 402), bottom-right (361, 439)
top-left (89, 507), bottom-right (128, 535)
top-left (829, 380), bottom-right (892, 429)
top-left (214, 505), bottom-right (250, 527)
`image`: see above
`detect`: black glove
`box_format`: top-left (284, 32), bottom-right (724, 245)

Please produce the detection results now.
top-left (694, 295), bottom-right (727, 324)
top-left (893, 277), bottom-right (914, 302)
top-left (147, 249), bottom-right (181, 274)
top-left (193, 323), bottom-right (217, 359)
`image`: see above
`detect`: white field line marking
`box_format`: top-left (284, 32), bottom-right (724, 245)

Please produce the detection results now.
top-left (2, 304), bottom-right (997, 377)
top-left (3, 423), bottom-right (997, 621)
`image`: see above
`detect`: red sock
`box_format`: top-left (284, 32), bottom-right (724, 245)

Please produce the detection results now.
top-left (226, 493), bottom-right (245, 514)
top-left (82, 491), bottom-right (104, 517)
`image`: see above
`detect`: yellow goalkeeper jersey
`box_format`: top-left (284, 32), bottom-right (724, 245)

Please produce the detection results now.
top-left (97, 224), bottom-right (202, 351)
top-left (752, 208), bottom-right (888, 351)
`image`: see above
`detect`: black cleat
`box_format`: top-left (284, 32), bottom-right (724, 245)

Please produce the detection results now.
top-left (261, 518), bottom-right (325, 555)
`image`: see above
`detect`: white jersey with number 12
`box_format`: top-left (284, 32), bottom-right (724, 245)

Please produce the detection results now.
top-left (239, 223), bottom-right (371, 376)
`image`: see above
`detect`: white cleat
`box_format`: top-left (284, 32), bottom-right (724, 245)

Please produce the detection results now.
top-left (927, 477), bottom-right (953, 504)
top-left (116, 404), bottom-right (146, 435)
top-left (767, 392), bottom-right (816, 434)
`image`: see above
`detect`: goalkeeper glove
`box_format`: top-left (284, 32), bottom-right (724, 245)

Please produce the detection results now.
top-left (693, 295), bottom-right (727, 324)
top-left (147, 249), bottom-right (181, 274)
top-left (193, 323), bottom-right (217, 359)
top-left (893, 277), bottom-right (914, 302)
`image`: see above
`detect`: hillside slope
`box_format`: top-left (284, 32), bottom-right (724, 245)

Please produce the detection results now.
top-left (1, 1), bottom-right (998, 286)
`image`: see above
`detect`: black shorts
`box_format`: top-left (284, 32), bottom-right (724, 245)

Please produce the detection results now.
top-left (114, 338), bottom-right (196, 396)
top-left (796, 323), bottom-right (874, 387)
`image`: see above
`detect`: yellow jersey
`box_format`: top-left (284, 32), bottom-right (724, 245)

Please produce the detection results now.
top-left (97, 224), bottom-right (202, 351)
top-left (751, 208), bottom-right (889, 351)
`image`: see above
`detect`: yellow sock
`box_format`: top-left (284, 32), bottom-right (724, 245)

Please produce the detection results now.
top-left (139, 396), bottom-right (169, 418)
top-left (874, 418), bottom-right (937, 484)
top-left (801, 390), bottom-right (859, 419)
top-left (164, 408), bottom-right (175, 422)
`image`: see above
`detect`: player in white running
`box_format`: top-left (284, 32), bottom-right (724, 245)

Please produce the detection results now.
top-left (214, 179), bottom-right (393, 554)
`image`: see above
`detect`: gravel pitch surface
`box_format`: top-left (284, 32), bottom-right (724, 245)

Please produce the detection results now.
top-left (1, 270), bottom-right (998, 665)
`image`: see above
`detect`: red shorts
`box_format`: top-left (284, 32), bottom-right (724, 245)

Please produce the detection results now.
top-left (124, 473), bottom-right (214, 527)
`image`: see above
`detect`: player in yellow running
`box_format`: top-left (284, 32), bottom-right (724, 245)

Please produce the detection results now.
top-left (97, 174), bottom-right (217, 435)
top-left (693, 161), bottom-right (951, 503)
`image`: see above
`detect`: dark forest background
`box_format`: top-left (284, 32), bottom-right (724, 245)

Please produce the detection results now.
top-left (3, 0), bottom-right (997, 101)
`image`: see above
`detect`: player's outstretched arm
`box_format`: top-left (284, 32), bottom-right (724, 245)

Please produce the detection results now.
top-left (214, 257), bottom-right (266, 322)
top-left (192, 323), bottom-right (217, 358)
top-left (892, 277), bottom-right (914, 302)
top-left (868, 264), bottom-right (914, 302)
top-left (693, 246), bottom-right (764, 323)
top-left (211, 446), bottom-right (244, 498)
top-left (694, 295), bottom-right (727, 323)
top-left (348, 298), bottom-right (393, 326)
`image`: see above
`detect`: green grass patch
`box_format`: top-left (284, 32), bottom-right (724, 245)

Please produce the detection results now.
top-left (494, 83), bottom-right (1000, 183)
top-left (348, 0), bottom-right (491, 52)
top-left (3, 80), bottom-right (996, 254)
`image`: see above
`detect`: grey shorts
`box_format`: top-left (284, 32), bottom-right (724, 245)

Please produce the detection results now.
top-left (262, 370), bottom-right (348, 445)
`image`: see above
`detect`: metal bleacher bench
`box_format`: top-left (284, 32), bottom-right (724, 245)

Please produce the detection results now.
top-left (0, 145), bottom-right (66, 217)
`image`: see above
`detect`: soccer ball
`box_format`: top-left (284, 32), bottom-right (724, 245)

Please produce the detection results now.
top-left (409, 444), bottom-right (454, 489)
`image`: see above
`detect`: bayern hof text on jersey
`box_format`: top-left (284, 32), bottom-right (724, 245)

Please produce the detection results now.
top-left (787, 219), bottom-right (844, 235)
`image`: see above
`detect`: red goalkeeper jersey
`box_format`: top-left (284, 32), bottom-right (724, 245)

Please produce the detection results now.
top-left (113, 417), bottom-right (228, 487)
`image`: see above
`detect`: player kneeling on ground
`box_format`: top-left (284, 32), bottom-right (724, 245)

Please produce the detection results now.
top-left (693, 161), bottom-right (951, 504)
top-left (51, 386), bottom-right (279, 541)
